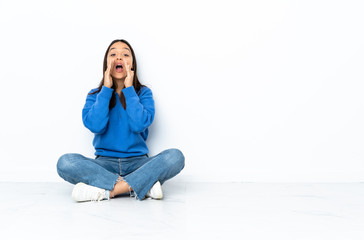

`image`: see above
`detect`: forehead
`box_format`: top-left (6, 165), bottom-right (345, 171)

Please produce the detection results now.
top-left (109, 42), bottom-right (130, 52)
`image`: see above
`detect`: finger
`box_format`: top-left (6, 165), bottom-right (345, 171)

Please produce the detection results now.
top-left (107, 58), bottom-right (111, 72)
top-left (126, 61), bottom-right (134, 74)
top-left (123, 59), bottom-right (129, 70)
top-left (129, 63), bottom-right (134, 73)
top-left (123, 59), bottom-right (130, 75)
top-left (110, 58), bottom-right (114, 70)
top-left (128, 61), bottom-right (134, 71)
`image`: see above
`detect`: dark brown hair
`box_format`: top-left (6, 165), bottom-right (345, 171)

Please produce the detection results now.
top-left (89, 39), bottom-right (146, 110)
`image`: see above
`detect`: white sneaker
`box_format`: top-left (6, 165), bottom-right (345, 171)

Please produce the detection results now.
top-left (72, 182), bottom-right (108, 202)
top-left (145, 181), bottom-right (163, 200)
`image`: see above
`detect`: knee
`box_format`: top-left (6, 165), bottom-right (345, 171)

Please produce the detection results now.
top-left (165, 148), bottom-right (185, 170)
top-left (56, 153), bottom-right (81, 174)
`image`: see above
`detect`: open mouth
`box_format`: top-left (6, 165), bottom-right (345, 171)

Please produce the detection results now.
top-left (115, 63), bottom-right (123, 73)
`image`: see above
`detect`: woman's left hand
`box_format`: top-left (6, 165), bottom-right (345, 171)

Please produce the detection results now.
top-left (124, 60), bottom-right (134, 88)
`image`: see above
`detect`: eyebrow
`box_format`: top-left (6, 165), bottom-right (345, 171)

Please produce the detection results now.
top-left (109, 47), bottom-right (130, 52)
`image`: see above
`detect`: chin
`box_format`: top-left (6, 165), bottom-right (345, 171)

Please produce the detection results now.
top-left (112, 74), bottom-right (125, 79)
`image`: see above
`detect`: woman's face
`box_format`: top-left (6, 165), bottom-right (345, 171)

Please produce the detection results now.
top-left (108, 41), bottom-right (133, 79)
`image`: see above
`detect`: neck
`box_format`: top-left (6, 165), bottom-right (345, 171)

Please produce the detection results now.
top-left (113, 78), bottom-right (125, 95)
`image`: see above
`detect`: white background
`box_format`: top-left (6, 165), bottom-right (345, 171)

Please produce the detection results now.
top-left (0, 0), bottom-right (363, 182)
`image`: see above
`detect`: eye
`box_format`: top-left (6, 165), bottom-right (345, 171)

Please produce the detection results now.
top-left (110, 53), bottom-right (116, 56)
top-left (124, 54), bottom-right (129, 57)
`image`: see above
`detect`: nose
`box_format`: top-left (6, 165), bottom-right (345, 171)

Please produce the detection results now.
top-left (116, 54), bottom-right (123, 60)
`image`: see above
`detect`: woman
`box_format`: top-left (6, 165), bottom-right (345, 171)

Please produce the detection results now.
top-left (56, 39), bottom-right (185, 202)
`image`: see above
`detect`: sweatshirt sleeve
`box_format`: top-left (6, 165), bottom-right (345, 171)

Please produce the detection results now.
top-left (122, 86), bottom-right (155, 133)
top-left (82, 86), bottom-right (114, 134)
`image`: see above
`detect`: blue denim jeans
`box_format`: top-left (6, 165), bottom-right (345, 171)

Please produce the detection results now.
top-left (56, 148), bottom-right (185, 201)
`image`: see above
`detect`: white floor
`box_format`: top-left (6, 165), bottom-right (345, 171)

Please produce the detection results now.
top-left (1, 181), bottom-right (364, 240)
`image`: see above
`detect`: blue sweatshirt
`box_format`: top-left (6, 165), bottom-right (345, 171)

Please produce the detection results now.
top-left (82, 85), bottom-right (155, 158)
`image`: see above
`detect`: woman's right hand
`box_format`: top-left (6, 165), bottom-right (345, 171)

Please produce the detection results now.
top-left (104, 58), bottom-right (114, 88)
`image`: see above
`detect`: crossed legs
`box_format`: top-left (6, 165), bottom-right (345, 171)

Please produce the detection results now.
top-left (109, 176), bottom-right (134, 198)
